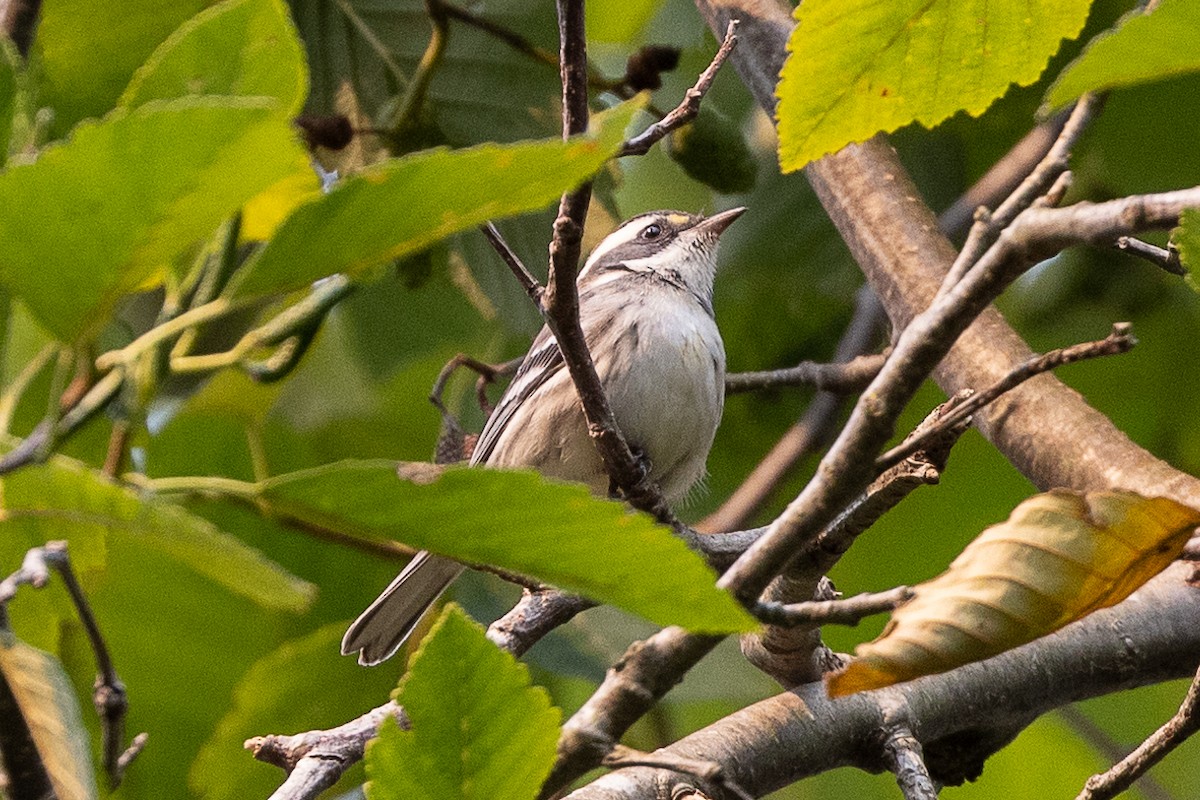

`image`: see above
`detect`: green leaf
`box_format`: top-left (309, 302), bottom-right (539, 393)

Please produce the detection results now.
top-left (1175, 208), bottom-right (1200, 294)
top-left (119, 0), bottom-right (307, 116)
top-left (365, 605), bottom-right (561, 800)
top-left (0, 634), bottom-right (97, 800)
top-left (233, 99), bottom-right (643, 297)
top-left (34, 0), bottom-right (213, 136)
top-left (1045, 0), bottom-right (1200, 112)
top-left (776, 0), bottom-right (1093, 171)
top-left (666, 104), bottom-right (757, 194)
top-left (0, 449), bottom-right (315, 613)
top-left (258, 460), bottom-right (757, 634)
top-left (0, 98), bottom-right (306, 340)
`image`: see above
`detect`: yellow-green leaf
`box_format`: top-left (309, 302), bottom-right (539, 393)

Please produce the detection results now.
top-left (366, 606), bottom-right (560, 800)
top-left (827, 490), bottom-right (1200, 697)
top-left (1044, 0), bottom-right (1200, 112)
top-left (0, 98), bottom-right (306, 341)
top-left (119, 0), bottom-right (307, 116)
top-left (776, 0), bottom-right (1093, 171)
top-left (232, 99), bottom-right (644, 297)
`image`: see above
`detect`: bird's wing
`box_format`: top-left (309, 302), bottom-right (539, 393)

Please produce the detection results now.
top-left (470, 325), bottom-right (565, 466)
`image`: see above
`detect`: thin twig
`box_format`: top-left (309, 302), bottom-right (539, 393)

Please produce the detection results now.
top-left (937, 94), bottom-right (1105, 298)
top-left (938, 112), bottom-right (1070, 238)
top-left (481, 222), bottom-right (544, 308)
top-left (170, 276), bottom-right (353, 375)
top-left (387, 0), bottom-right (450, 139)
top-left (429, 353), bottom-right (515, 419)
top-left (487, 588), bottom-right (597, 656)
top-left (0, 542), bottom-right (146, 787)
top-left (875, 323), bottom-right (1136, 473)
top-left (724, 352), bottom-right (884, 395)
top-left (752, 585), bottom-right (912, 627)
top-left (700, 287), bottom-right (886, 533)
top-left (248, 704), bottom-right (409, 800)
top-left (619, 21), bottom-right (738, 157)
top-left (0, 368), bottom-right (125, 476)
top-left (333, 0), bottom-right (411, 89)
top-left (435, 0), bottom-right (620, 90)
top-left (1056, 705), bottom-right (1175, 800)
top-left (1116, 236), bottom-right (1185, 276)
top-left (102, 419), bottom-right (131, 478)
top-left (538, 0), bottom-right (676, 523)
top-left (1077, 663), bottom-right (1200, 800)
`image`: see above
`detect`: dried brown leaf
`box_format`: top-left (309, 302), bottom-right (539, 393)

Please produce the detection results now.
top-left (827, 490), bottom-right (1200, 697)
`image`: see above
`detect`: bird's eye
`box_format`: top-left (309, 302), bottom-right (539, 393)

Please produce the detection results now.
top-left (642, 223), bottom-right (662, 240)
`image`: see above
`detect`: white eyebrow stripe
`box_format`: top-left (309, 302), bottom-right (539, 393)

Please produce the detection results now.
top-left (582, 216), bottom-right (658, 272)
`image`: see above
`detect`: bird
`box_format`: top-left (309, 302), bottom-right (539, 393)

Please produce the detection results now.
top-left (342, 206), bottom-right (745, 665)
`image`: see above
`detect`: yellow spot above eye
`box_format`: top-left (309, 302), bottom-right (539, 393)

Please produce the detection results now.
top-left (666, 214), bottom-right (690, 226)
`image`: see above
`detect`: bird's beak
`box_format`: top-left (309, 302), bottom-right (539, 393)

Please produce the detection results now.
top-left (694, 206), bottom-right (747, 237)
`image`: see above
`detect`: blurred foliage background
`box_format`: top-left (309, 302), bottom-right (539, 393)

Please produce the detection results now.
top-left (2, 0), bottom-right (1199, 797)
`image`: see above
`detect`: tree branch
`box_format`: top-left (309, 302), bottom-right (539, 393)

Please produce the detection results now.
top-left (875, 322), bottom-right (1137, 473)
top-left (1076, 663), bottom-right (1200, 800)
top-left (538, 0), bottom-right (678, 523)
top-left (699, 0), bottom-right (1200, 607)
top-left (566, 564), bottom-right (1200, 798)
top-left (752, 585), bottom-right (913, 627)
top-left (700, 287), bottom-right (886, 533)
top-left (723, 352), bottom-right (883, 395)
top-left (619, 21), bottom-right (739, 156)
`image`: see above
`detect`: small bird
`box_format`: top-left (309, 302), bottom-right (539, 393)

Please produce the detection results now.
top-left (342, 207), bottom-right (745, 665)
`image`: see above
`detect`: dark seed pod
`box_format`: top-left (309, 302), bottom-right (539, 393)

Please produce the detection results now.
top-left (295, 114), bottom-right (355, 152)
top-left (624, 45), bottom-right (682, 92)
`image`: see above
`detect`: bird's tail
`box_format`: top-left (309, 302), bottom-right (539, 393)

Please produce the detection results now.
top-left (341, 551), bottom-right (464, 665)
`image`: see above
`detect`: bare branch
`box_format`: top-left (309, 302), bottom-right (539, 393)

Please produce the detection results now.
top-left (487, 588), bottom-right (597, 655)
top-left (937, 112), bottom-right (1070, 239)
top-left (481, 222), bottom-right (544, 307)
top-left (1116, 236), bottom-right (1185, 276)
top-left (752, 585), bottom-right (912, 627)
top-left (882, 722), bottom-right (938, 800)
top-left (537, 0), bottom-right (678, 523)
top-left (247, 704), bottom-right (408, 800)
top-left (875, 322), bottom-right (1137, 473)
top-left (724, 352), bottom-right (883, 395)
top-left (0, 542), bottom-right (145, 787)
top-left (1076, 663), bottom-right (1200, 800)
top-left (619, 21), bottom-right (739, 157)
top-left (938, 94), bottom-right (1104, 297)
